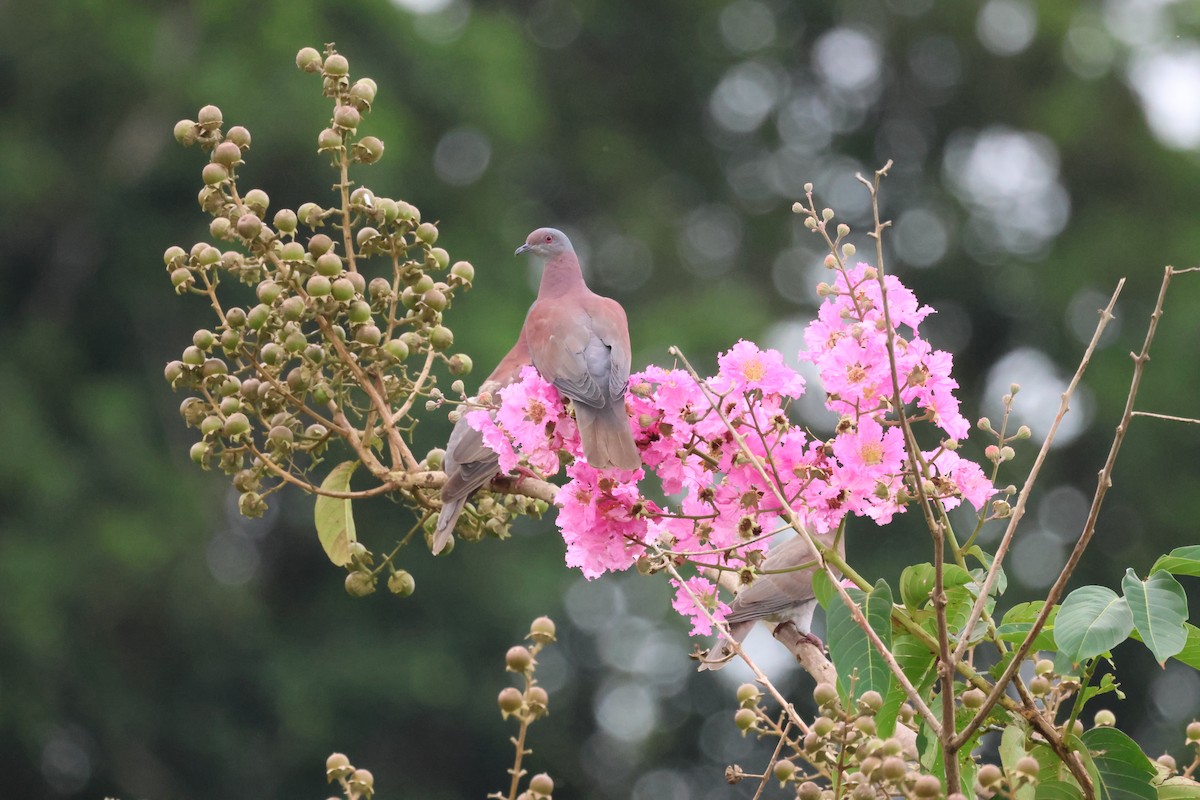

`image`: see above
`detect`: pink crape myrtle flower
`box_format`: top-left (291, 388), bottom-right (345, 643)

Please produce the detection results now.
top-left (557, 461), bottom-right (648, 579)
top-left (716, 340), bottom-right (806, 398)
top-left (467, 366), bottom-right (579, 476)
top-left (670, 576), bottom-right (730, 636)
top-left (925, 449), bottom-right (995, 511)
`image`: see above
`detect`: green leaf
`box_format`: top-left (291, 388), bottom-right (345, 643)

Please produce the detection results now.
top-left (1156, 776), bottom-right (1200, 800)
top-left (1080, 726), bottom-right (1157, 800)
top-left (1079, 671), bottom-right (1125, 705)
top-left (998, 601), bottom-right (1058, 652)
top-left (1165, 624), bottom-right (1200, 670)
top-left (945, 584), bottom-right (991, 644)
top-left (1031, 742), bottom-right (1077, 785)
top-left (826, 579), bottom-right (894, 705)
top-left (1122, 569), bottom-right (1189, 665)
top-left (1151, 545), bottom-right (1200, 577)
top-left (1054, 586), bottom-right (1134, 665)
top-left (1038, 780), bottom-right (1085, 800)
top-left (899, 562), bottom-right (974, 610)
top-left (966, 544), bottom-right (1009, 596)
top-left (876, 632), bottom-right (936, 739)
top-left (314, 461), bottom-right (359, 566)
top-left (1002, 724), bottom-right (1036, 800)
top-left (813, 569), bottom-right (836, 610)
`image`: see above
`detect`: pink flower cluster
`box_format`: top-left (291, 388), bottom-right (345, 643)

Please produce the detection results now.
top-left (466, 263), bottom-right (994, 635)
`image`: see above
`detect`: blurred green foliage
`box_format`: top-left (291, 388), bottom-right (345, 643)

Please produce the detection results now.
top-left (3, 0), bottom-right (1200, 797)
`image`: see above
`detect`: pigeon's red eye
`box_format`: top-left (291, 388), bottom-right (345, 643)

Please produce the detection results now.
top-left (544, 235), bottom-right (552, 243)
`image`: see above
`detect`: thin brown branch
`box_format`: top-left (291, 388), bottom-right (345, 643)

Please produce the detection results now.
top-left (957, 266), bottom-right (1171, 784)
top-left (953, 280), bottom-right (1124, 664)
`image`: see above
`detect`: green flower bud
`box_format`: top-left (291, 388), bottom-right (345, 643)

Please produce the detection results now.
top-left (164, 360), bottom-right (185, 384)
top-left (296, 46), bottom-right (322, 73)
top-left (977, 764), bottom-right (1003, 788)
top-left (798, 782), bottom-right (821, 800)
top-left (354, 135), bottom-right (384, 164)
top-left (298, 202), bottom-right (323, 226)
top-left (429, 325), bottom-right (453, 351)
top-left (450, 260), bottom-right (475, 284)
top-left (325, 752), bottom-right (352, 779)
top-left (324, 278), bottom-right (352, 302)
top-left (202, 162), bottom-right (228, 186)
top-left (260, 342), bottom-right (284, 365)
top-left (317, 127), bottom-right (342, 152)
top-left (280, 241), bottom-right (305, 261)
top-left (813, 683), bottom-right (838, 708)
top-left (528, 616), bottom-right (556, 644)
top-left (1187, 720), bottom-right (1200, 742)
top-left (209, 216), bottom-right (232, 239)
top-left (236, 213), bottom-right (262, 240)
top-left (773, 760), bottom-right (795, 783)
top-left (1029, 676), bottom-right (1050, 696)
top-left (397, 201), bottom-right (420, 223)
top-left (1034, 658), bottom-right (1054, 676)
top-left (350, 768), bottom-right (374, 791)
top-left (306, 275), bottom-right (332, 296)
top-left (189, 441), bottom-right (209, 464)
top-left (246, 304), bottom-right (271, 330)
top-left (498, 687), bottom-right (523, 715)
top-left (962, 688), bottom-right (986, 709)
top-left (415, 221), bottom-right (438, 244)
top-left (222, 412), bottom-right (251, 437)
top-left (913, 774), bottom-right (942, 798)
top-left (164, 245), bottom-right (187, 267)
top-left (280, 296), bottom-right (305, 321)
top-left (387, 569), bottom-right (415, 597)
top-left (243, 189), bottom-right (268, 215)
top-left (323, 53), bottom-right (349, 77)
top-left (344, 571), bottom-right (375, 597)
top-left (226, 125), bottom-right (251, 149)
top-left (422, 288), bottom-right (447, 312)
top-left (525, 685), bottom-right (548, 715)
top-left (348, 300), bottom-right (372, 324)
top-left (315, 252), bottom-right (342, 277)
top-left (429, 247), bottom-right (450, 269)
top-left (736, 683), bottom-right (760, 704)
top-left (506, 645), bottom-right (533, 672)
top-left (308, 233), bottom-right (334, 256)
top-left (882, 756), bottom-right (906, 781)
top-left (448, 353), bottom-right (473, 375)
top-left (333, 105), bottom-right (360, 130)
top-left (197, 104), bottom-right (223, 130)
top-left (174, 119), bottom-right (198, 146)
top-left (170, 267), bottom-right (193, 290)
top-left (1015, 756), bottom-right (1039, 779)
top-left (274, 209), bottom-right (297, 234)
top-left (182, 345), bottom-right (205, 366)
top-left (355, 324), bottom-right (381, 346)
top-left (213, 141), bottom-right (242, 167)
top-left (859, 690), bottom-right (883, 713)
top-left (219, 396), bottom-right (241, 415)
top-left (734, 708), bottom-right (757, 731)
top-left (350, 78), bottom-right (377, 107)
top-left (811, 716), bottom-right (834, 736)
top-left (383, 339), bottom-right (409, 361)
top-left (355, 226), bottom-right (380, 249)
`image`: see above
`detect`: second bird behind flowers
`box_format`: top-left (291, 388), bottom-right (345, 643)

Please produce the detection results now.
top-left (516, 228), bottom-right (640, 470)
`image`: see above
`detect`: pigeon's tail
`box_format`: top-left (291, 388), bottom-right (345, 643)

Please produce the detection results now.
top-left (575, 402), bottom-right (640, 470)
top-left (697, 621), bottom-right (754, 671)
top-left (432, 497), bottom-right (467, 555)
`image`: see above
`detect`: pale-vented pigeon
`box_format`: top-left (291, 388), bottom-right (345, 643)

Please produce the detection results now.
top-left (699, 529), bottom-right (844, 671)
top-left (516, 228), bottom-right (640, 470)
top-left (432, 332), bottom-right (532, 555)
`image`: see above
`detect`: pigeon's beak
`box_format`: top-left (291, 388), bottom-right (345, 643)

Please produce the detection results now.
top-left (514, 243), bottom-right (532, 256)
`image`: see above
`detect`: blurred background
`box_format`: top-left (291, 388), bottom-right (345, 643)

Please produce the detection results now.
top-left (3, 0), bottom-right (1200, 797)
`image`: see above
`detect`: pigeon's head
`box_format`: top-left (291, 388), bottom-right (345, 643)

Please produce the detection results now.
top-left (515, 227), bottom-right (572, 258)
